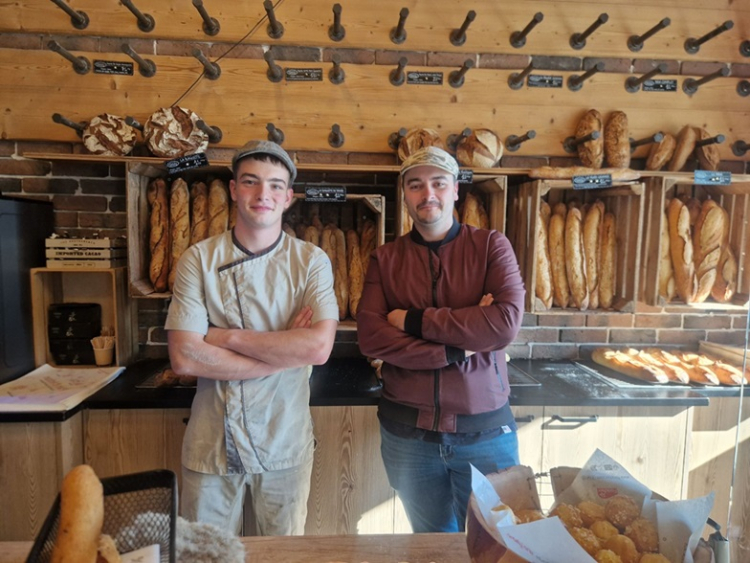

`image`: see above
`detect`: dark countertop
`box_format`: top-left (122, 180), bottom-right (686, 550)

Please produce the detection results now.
top-left (5, 356), bottom-right (741, 423)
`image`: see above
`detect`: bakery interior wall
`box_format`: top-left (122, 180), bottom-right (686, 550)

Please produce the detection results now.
top-left (0, 0), bottom-right (749, 360)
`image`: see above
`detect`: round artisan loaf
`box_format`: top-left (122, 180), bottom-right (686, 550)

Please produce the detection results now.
top-left (667, 125), bottom-right (697, 172)
top-left (645, 133), bottom-right (676, 171)
top-left (82, 113), bottom-right (137, 156)
top-left (604, 111), bottom-right (630, 168)
top-left (575, 109), bottom-right (604, 168)
top-left (397, 128), bottom-right (446, 162)
top-left (455, 128), bottom-right (503, 168)
top-left (696, 128), bottom-right (721, 171)
top-left (144, 106), bottom-right (209, 158)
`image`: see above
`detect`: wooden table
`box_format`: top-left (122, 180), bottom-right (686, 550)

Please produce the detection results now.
top-left (1, 533), bottom-right (470, 562)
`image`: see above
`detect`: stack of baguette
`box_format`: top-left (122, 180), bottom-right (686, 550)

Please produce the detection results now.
top-left (535, 198), bottom-right (616, 311)
top-left (283, 217), bottom-right (376, 321)
top-left (147, 176), bottom-right (230, 293)
top-left (460, 192), bottom-right (490, 229)
top-left (661, 196), bottom-right (736, 304)
top-left (592, 347), bottom-right (749, 386)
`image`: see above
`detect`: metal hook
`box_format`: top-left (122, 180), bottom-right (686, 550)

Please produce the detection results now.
top-left (508, 60), bottom-right (535, 90)
top-left (683, 67), bottom-right (730, 95)
top-left (628, 18), bottom-right (670, 52)
top-left (49, 0), bottom-right (89, 30)
top-left (694, 134), bottom-right (725, 148)
top-left (447, 128), bottom-right (472, 152)
top-left (329, 3), bottom-right (345, 42)
top-left (570, 13), bottom-right (609, 50)
top-left (120, 0), bottom-right (155, 33)
top-left (388, 128), bottom-right (408, 150)
top-left (47, 40), bottom-right (90, 74)
top-left (192, 48), bottom-right (221, 80)
top-left (732, 140), bottom-right (749, 157)
top-left (390, 56), bottom-right (408, 86)
top-left (52, 113), bottom-right (86, 136)
top-left (192, 0), bottom-right (220, 36)
top-left (263, 0), bottom-right (284, 39)
top-left (738, 80), bottom-right (750, 97)
top-left (329, 53), bottom-right (345, 84)
top-left (266, 123), bottom-right (285, 145)
top-left (390, 7), bottom-right (409, 45)
top-left (564, 130), bottom-right (600, 153)
top-left (196, 120), bottom-right (222, 143)
top-left (328, 124), bottom-right (345, 148)
top-left (567, 61), bottom-right (604, 91)
top-left (450, 10), bottom-right (476, 47)
top-left (121, 43), bottom-right (156, 77)
top-left (741, 40), bottom-right (750, 58)
top-left (625, 63), bottom-right (666, 93)
top-left (449, 59), bottom-right (474, 88)
top-left (685, 21), bottom-right (733, 54)
top-left (264, 50), bottom-right (283, 83)
top-left (506, 130), bottom-right (536, 152)
top-left (629, 132), bottom-right (664, 153)
top-left (510, 12), bottom-right (544, 49)
top-left (124, 116), bottom-right (144, 131)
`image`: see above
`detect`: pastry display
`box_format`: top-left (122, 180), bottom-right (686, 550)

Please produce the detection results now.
top-left (143, 106), bottom-right (209, 158)
top-left (82, 113), bottom-right (137, 157)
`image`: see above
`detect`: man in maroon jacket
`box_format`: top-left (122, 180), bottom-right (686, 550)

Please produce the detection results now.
top-left (357, 146), bottom-right (525, 533)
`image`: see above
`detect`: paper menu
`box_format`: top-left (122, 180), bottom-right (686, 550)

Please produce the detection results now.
top-left (0, 364), bottom-right (123, 412)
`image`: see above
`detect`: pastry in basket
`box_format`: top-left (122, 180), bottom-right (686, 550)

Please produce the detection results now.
top-left (625, 517), bottom-right (658, 553)
top-left (515, 508), bottom-right (545, 523)
top-left (591, 520), bottom-right (620, 541)
top-left (570, 526), bottom-right (602, 556)
top-left (594, 549), bottom-right (623, 563)
top-left (578, 500), bottom-right (606, 526)
top-left (549, 503), bottom-right (583, 528)
top-left (639, 555), bottom-right (671, 563)
top-left (605, 495), bottom-right (640, 529)
top-left (603, 534), bottom-right (640, 563)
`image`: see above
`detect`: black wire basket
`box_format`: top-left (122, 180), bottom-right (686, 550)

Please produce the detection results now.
top-left (26, 469), bottom-right (177, 563)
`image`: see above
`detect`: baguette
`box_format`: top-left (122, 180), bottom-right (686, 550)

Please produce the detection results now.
top-left (693, 199), bottom-right (728, 303)
top-left (347, 230), bottom-right (364, 319)
top-left (645, 133), bottom-right (676, 171)
top-left (548, 207), bottom-right (570, 308)
top-left (640, 348), bottom-right (690, 384)
top-left (667, 198), bottom-right (696, 303)
top-left (684, 197), bottom-right (702, 228)
top-left (462, 192), bottom-right (483, 228)
top-left (575, 109), bottom-right (604, 168)
top-left (674, 352), bottom-right (720, 386)
top-left (565, 207), bottom-right (589, 310)
top-left (208, 179), bottom-right (229, 237)
top-left (51, 465), bottom-right (104, 563)
top-left (528, 166), bottom-right (640, 181)
top-left (696, 128), bottom-right (720, 171)
top-left (360, 220), bottom-right (377, 267)
top-left (668, 125), bottom-right (697, 172)
top-left (229, 198), bottom-right (237, 230)
top-left (604, 111), bottom-right (630, 168)
top-left (599, 212), bottom-right (617, 309)
top-left (168, 178), bottom-right (190, 292)
top-left (295, 222), bottom-right (309, 240)
top-left (583, 200), bottom-right (604, 309)
top-left (333, 227), bottom-right (349, 320)
top-left (592, 348), bottom-right (670, 384)
top-left (147, 178), bottom-right (169, 293)
top-left (535, 201), bottom-right (553, 309)
top-left (711, 246), bottom-right (737, 303)
top-left (304, 225), bottom-right (320, 247)
top-left (189, 181), bottom-right (208, 246)
top-left (658, 208), bottom-right (676, 303)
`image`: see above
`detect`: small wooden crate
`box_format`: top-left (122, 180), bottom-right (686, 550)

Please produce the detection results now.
top-left (508, 179), bottom-right (645, 314)
top-left (396, 174), bottom-right (507, 236)
top-left (640, 175), bottom-right (750, 308)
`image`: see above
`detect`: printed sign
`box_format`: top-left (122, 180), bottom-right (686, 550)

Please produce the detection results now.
top-left (285, 68), bottom-right (323, 81)
top-left (572, 174), bottom-right (613, 190)
top-left (528, 74), bottom-right (563, 88)
top-left (93, 60), bottom-right (134, 75)
top-left (642, 79), bottom-right (678, 92)
top-left (694, 170), bottom-right (731, 186)
top-left (406, 71), bottom-right (444, 85)
top-left (305, 185), bottom-right (347, 202)
top-left (164, 153), bottom-right (209, 174)
top-left (457, 169), bottom-right (474, 184)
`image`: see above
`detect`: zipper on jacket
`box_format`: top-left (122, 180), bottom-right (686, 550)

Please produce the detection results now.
top-left (428, 247), bottom-right (441, 431)
top-left (492, 351), bottom-right (505, 392)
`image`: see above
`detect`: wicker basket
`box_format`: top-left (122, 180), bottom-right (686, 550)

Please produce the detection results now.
top-left (26, 469), bottom-right (177, 563)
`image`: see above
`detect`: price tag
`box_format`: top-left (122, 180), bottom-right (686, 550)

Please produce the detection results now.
top-left (457, 169), bottom-right (474, 184)
top-left (93, 60), bottom-right (134, 76)
top-left (528, 74), bottom-right (563, 88)
top-left (285, 68), bottom-right (323, 82)
top-left (164, 153), bottom-right (209, 175)
top-left (694, 170), bottom-right (731, 186)
top-left (406, 71), bottom-right (444, 85)
top-left (642, 79), bottom-right (677, 92)
top-left (305, 185), bottom-right (347, 202)
top-left (572, 174), bottom-right (612, 190)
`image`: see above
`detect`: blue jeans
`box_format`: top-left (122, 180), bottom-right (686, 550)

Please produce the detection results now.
top-left (380, 426), bottom-right (519, 533)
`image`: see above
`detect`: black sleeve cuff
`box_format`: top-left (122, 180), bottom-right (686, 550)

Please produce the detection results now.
top-left (403, 309), bottom-right (424, 338)
top-left (446, 346), bottom-right (466, 364)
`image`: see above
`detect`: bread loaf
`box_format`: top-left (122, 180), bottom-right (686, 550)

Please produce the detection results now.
top-left (190, 181), bottom-right (208, 246)
top-left (51, 465), bottom-right (104, 563)
top-left (168, 178), bottom-right (190, 292)
top-left (360, 220), bottom-right (377, 267)
top-left (295, 223), bottom-right (308, 240)
top-left (658, 208), bottom-right (676, 303)
top-left (229, 199), bottom-right (237, 230)
top-left (599, 212), bottom-right (617, 309)
top-left (208, 179), bottom-right (229, 237)
top-left (565, 207), bottom-right (589, 310)
top-left (346, 230), bottom-right (364, 318)
top-left (604, 111), bottom-right (630, 168)
top-left (583, 200), bottom-right (604, 309)
top-left (711, 246), bottom-right (737, 303)
top-left (575, 109), bottom-right (604, 168)
top-left (82, 113), bottom-right (137, 157)
top-left (462, 192), bottom-right (484, 228)
top-left (535, 201), bottom-right (553, 309)
top-left (143, 107), bottom-right (209, 158)
top-left (674, 352), bottom-right (720, 386)
top-left (528, 166), bottom-right (640, 181)
top-left (304, 225), bottom-right (320, 247)
top-left (333, 228), bottom-right (349, 320)
top-left (684, 197), bottom-right (702, 227)
top-left (548, 207), bottom-right (569, 308)
top-left (696, 128), bottom-right (720, 171)
top-left (693, 199), bottom-right (728, 303)
top-left (667, 198), bottom-right (696, 302)
top-left (645, 133), bottom-right (676, 171)
top-left (398, 128), bottom-right (446, 162)
top-left (641, 349), bottom-right (690, 384)
top-left (667, 126), bottom-right (697, 172)
top-left (455, 129), bottom-right (503, 168)
top-left (592, 348), bottom-right (670, 384)
top-left (147, 178), bottom-right (169, 293)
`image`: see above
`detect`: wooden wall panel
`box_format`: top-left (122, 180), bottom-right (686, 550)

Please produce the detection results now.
top-left (2, 49), bottom-right (748, 158)
top-left (1, 1), bottom-right (747, 62)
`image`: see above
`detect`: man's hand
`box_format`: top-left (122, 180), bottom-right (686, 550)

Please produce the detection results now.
top-left (387, 309), bottom-right (407, 331)
top-left (289, 305), bottom-right (313, 330)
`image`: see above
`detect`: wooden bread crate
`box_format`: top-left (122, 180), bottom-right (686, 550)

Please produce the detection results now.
top-left (640, 175), bottom-right (750, 308)
top-left (396, 174), bottom-right (507, 236)
top-left (508, 179), bottom-right (645, 314)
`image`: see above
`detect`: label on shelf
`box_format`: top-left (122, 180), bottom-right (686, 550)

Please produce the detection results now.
top-left (164, 153), bottom-right (209, 175)
top-left (643, 79), bottom-right (678, 92)
top-left (93, 60), bottom-right (134, 76)
top-left (528, 75), bottom-right (563, 88)
top-left (572, 174), bottom-right (613, 189)
top-left (46, 237), bottom-right (126, 248)
top-left (407, 71), bottom-right (444, 85)
top-left (457, 169), bottom-right (474, 184)
top-left (304, 185), bottom-right (347, 202)
top-left (693, 170), bottom-right (731, 185)
top-left (46, 248), bottom-right (127, 259)
top-left (285, 68), bottom-right (323, 81)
